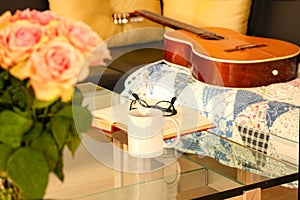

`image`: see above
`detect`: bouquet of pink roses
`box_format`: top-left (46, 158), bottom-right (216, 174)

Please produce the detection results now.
top-left (0, 8), bottom-right (110, 101)
top-left (0, 9), bottom-right (110, 199)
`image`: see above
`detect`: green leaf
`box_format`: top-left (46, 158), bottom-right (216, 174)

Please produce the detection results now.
top-left (0, 69), bottom-right (8, 90)
top-left (12, 106), bottom-right (31, 118)
top-left (72, 105), bottom-right (92, 133)
top-left (7, 147), bottom-right (49, 199)
top-left (33, 98), bottom-right (57, 109)
top-left (0, 110), bottom-right (33, 148)
top-left (66, 129), bottom-right (81, 156)
top-left (8, 73), bottom-right (25, 87)
top-left (72, 86), bottom-right (84, 105)
top-left (0, 86), bottom-right (13, 105)
top-left (56, 105), bottom-right (73, 118)
top-left (55, 105), bottom-right (92, 133)
top-left (23, 121), bottom-right (43, 142)
top-left (0, 72), bottom-right (28, 110)
top-left (11, 86), bottom-right (27, 110)
top-left (31, 133), bottom-right (59, 171)
top-left (0, 144), bottom-right (14, 171)
top-left (50, 101), bottom-right (67, 114)
top-left (51, 117), bottom-right (69, 149)
top-left (53, 152), bottom-right (64, 181)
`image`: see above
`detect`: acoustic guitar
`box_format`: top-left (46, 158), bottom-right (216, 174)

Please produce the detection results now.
top-left (113, 10), bottom-right (300, 87)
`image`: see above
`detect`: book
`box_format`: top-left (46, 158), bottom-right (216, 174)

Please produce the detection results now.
top-left (92, 103), bottom-right (215, 140)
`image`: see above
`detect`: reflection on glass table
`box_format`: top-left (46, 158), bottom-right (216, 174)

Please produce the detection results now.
top-left (44, 82), bottom-right (298, 200)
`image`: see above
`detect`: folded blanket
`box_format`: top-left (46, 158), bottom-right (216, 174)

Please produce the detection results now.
top-left (120, 60), bottom-right (299, 184)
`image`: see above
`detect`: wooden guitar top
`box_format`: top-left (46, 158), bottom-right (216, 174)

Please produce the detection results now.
top-left (165, 28), bottom-right (300, 64)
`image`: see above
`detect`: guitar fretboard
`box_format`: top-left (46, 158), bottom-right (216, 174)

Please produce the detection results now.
top-left (134, 10), bottom-right (224, 40)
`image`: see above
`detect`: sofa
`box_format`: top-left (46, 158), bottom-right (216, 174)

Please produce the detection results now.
top-left (1, 0), bottom-right (300, 90)
top-left (47, 0), bottom-right (300, 91)
top-left (1, 0), bottom-right (299, 181)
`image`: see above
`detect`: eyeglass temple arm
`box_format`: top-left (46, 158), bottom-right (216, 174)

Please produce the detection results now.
top-left (132, 93), bottom-right (140, 100)
top-left (165, 97), bottom-right (177, 112)
top-left (170, 97), bottom-right (177, 104)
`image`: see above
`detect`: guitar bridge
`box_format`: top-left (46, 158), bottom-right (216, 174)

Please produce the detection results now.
top-left (225, 44), bottom-right (268, 52)
top-left (112, 12), bottom-right (144, 25)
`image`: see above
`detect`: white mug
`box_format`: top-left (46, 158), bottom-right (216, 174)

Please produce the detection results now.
top-left (127, 107), bottom-right (181, 158)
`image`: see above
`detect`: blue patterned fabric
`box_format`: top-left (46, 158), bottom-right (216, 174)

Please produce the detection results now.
top-left (120, 60), bottom-right (299, 185)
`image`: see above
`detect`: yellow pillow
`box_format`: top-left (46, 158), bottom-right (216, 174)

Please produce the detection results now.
top-left (48, 0), bottom-right (163, 47)
top-left (163, 0), bottom-right (252, 34)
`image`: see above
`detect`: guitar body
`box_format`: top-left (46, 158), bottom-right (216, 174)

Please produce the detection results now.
top-left (128, 10), bottom-right (300, 87)
top-left (164, 28), bottom-right (300, 87)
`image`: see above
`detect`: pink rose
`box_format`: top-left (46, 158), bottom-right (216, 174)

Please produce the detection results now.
top-left (0, 10), bottom-right (12, 28)
top-left (0, 20), bottom-right (44, 77)
top-left (29, 38), bottom-right (84, 101)
top-left (43, 20), bottom-right (64, 40)
top-left (62, 20), bottom-right (101, 54)
top-left (11, 9), bottom-right (60, 25)
top-left (86, 42), bottom-right (112, 67)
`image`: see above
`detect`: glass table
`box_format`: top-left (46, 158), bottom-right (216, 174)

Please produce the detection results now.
top-left (44, 83), bottom-right (298, 200)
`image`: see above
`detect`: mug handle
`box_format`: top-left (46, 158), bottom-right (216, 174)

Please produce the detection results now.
top-left (163, 118), bottom-right (181, 148)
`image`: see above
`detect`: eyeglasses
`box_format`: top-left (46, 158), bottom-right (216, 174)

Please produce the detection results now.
top-left (129, 93), bottom-right (177, 117)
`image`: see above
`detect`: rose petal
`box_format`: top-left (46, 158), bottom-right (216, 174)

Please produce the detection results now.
top-left (30, 78), bottom-right (61, 101)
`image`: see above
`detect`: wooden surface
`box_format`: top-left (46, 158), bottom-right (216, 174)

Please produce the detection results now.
top-left (165, 28), bottom-right (299, 62)
top-left (134, 9), bottom-right (300, 87)
top-left (227, 188), bottom-right (261, 200)
top-left (164, 29), bottom-right (299, 87)
top-left (186, 154), bottom-right (298, 200)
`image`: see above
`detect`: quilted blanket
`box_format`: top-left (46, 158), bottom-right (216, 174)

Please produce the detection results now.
top-left (119, 60), bottom-right (299, 182)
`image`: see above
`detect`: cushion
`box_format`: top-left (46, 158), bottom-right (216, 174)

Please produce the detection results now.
top-left (48, 0), bottom-right (163, 47)
top-left (163, 0), bottom-right (252, 34)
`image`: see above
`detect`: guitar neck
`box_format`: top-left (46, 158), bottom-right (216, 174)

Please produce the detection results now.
top-left (134, 10), bottom-right (208, 35)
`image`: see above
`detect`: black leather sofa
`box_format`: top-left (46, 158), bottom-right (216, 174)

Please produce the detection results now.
top-left (1, 0), bottom-right (300, 92)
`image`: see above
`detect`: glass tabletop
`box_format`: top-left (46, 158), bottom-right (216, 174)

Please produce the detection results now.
top-left (44, 82), bottom-right (298, 199)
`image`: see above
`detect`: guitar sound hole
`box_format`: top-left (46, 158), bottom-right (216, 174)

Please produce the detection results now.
top-left (199, 34), bottom-right (224, 40)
